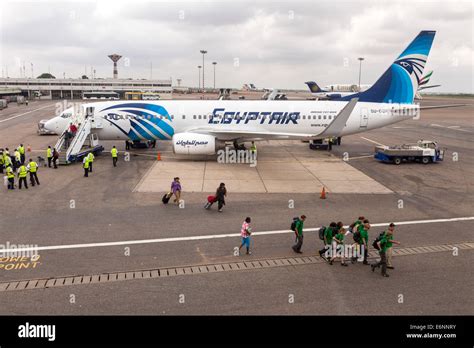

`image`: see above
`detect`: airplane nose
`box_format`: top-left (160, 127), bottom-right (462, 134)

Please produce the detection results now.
top-left (43, 119), bottom-right (57, 132)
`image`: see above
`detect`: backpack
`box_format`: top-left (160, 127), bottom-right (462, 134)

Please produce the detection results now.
top-left (318, 226), bottom-right (326, 240)
top-left (372, 231), bottom-right (386, 250)
top-left (290, 217), bottom-right (300, 231)
top-left (353, 230), bottom-right (362, 243)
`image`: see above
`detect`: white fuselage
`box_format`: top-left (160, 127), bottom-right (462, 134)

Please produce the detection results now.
top-left (45, 100), bottom-right (418, 141)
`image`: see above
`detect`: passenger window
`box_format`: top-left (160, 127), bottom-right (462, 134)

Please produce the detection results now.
top-left (182, 115), bottom-right (185, 119)
top-left (323, 116), bottom-right (326, 120)
top-left (198, 115), bottom-right (202, 119)
top-left (193, 115), bottom-right (196, 119)
top-left (318, 116), bottom-right (321, 120)
top-left (203, 115), bottom-right (207, 119)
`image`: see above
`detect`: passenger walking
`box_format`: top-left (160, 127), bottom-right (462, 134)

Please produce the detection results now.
top-left (384, 223), bottom-right (400, 269)
top-left (87, 152), bottom-right (95, 172)
top-left (319, 222), bottom-right (337, 260)
top-left (349, 216), bottom-right (365, 234)
top-left (17, 163), bottom-right (28, 189)
top-left (352, 219), bottom-right (370, 264)
top-left (111, 146), bottom-right (118, 167)
top-left (125, 140), bottom-right (131, 151)
top-left (83, 156), bottom-right (90, 177)
top-left (292, 215), bottom-right (306, 254)
top-left (215, 182), bottom-right (227, 212)
top-left (18, 144), bottom-right (25, 164)
top-left (47, 146), bottom-right (53, 168)
top-left (52, 148), bottom-right (59, 169)
top-left (27, 159), bottom-right (40, 186)
top-left (6, 166), bottom-right (15, 189)
top-left (171, 177), bottom-right (182, 204)
top-left (329, 227), bottom-right (348, 266)
top-left (371, 228), bottom-right (394, 277)
top-left (239, 217), bottom-right (252, 255)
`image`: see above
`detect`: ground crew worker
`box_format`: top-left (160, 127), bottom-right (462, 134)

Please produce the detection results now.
top-left (46, 146), bottom-right (53, 168)
top-left (111, 146), bottom-right (118, 167)
top-left (6, 166), bottom-right (15, 189)
top-left (18, 144), bottom-right (25, 164)
top-left (371, 227), bottom-right (395, 277)
top-left (250, 141), bottom-right (257, 159)
top-left (292, 215), bottom-right (306, 254)
top-left (83, 155), bottom-right (90, 177)
top-left (4, 150), bottom-right (12, 170)
top-left (384, 223), bottom-right (401, 269)
top-left (87, 152), bottom-right (95, 172)
top-left (27, 159), bottom-right (40, 186)
top-left (328, 138), bottom-right (333, 151)
top-left (13, 148), bottom-right (21, 170)
top-left (52, 148), bottom-right (59, 169)
top-left (17, 163), bottom-right (28, 189)
top-left (0, 149), bottom-right (4, 174)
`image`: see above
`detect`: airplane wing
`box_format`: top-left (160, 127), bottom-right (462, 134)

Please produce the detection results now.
top-left (186, 98), bottom-right (359, 141)
top-left (420, 104), bottom-right (467, 110)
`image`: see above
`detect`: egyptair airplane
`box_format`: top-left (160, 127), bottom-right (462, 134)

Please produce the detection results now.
top-left (45, 31), bottom-right (439, 157)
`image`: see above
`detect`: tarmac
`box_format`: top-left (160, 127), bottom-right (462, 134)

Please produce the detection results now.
top-left (0, 96), bottom-right (472, 315)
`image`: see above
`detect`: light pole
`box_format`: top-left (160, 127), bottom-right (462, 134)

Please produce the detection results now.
top-left (358, 57), bottom-right (364, 92)
top-left (200, 50), bottom-right (207, 91)
top-left (198, 65), bottom-right (202, 89)
top-left (212, 62), bottom-right (217, 89)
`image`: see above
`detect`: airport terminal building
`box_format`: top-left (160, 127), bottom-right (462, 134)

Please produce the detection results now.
top-left (0, 77), bottom-right (173, 100)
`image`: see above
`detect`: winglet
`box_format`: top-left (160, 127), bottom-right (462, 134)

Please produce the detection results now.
top-left (318, 98), bottom-right (358, 137)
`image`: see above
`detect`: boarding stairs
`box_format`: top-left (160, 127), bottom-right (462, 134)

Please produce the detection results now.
top-left (54, 108), bottom-right (104, 165)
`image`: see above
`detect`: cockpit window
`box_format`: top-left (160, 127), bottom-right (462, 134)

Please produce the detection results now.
top-left (60, 113), bottom-right (72, 119)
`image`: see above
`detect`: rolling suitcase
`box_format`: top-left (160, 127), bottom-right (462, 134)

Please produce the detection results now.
top-left (162, 192), bottom-right (172, 204)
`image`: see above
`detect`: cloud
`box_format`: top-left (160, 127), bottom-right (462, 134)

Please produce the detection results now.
top-left (0, 0), bottom-right (472, 92)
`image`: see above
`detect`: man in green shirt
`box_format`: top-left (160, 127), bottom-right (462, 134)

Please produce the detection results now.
top-left (384, 223), bottom-right (401, 269)
top-left (292, 215), bottom-right (306, 254)
top-left (319, 222), bottom-right (337, 260)
top-left (352, 219), bottom-right (370, 264)
top-left (329, 227), bottom-right (348, 266)
top-left (371, 226), bottom-right (396, 277)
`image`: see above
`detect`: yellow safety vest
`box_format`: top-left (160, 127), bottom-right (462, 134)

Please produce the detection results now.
top-left (83, 158), bottom-right (89, 169)
top-left (250, 145), bottom-right (257, 153)
top-left (4, 156), bottom-right (11, 167)
top-left (18, 146), bottom-right (25, 155)
top-left (29, 161), bottom-right (38, 173)
top-left (18, 165), bottom-right (27, 178)
top-left (111, 148), bottom-right (118, 157)
top-left (88, 153), bottom-right (95, 162)
top-left (47, 148), bottom-right (52, 158)
top-left (14, 151), bottom-right (21, 161)
top-left (6, 167), bottom-right (14, 179)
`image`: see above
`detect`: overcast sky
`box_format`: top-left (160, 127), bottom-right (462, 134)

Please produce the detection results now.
top-left (0, 0), bottom-right (472, 92)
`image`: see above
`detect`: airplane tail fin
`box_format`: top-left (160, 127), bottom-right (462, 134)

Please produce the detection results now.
top-left (419, 70), bottom-right (433, 86)
top-left (341, 31), bottom-right (436, 104)
top-left (305, 81), bottom-right (324, 93)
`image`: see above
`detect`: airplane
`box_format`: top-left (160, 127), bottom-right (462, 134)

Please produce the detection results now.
top-left (306, 70), bottom-right (439, 100)
top-left (305, 81), bottom-right (371, 99)
top-left (45, 31), bottom-right (440, 157)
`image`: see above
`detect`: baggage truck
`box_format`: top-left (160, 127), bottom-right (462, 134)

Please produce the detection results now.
top-left (374, 140), bottom-right (445, 165)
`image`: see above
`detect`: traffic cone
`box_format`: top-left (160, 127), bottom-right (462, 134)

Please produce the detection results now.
top-left (157, 152), bottom-right (161, 161)
top-left (320, 187), bottom-right (327, 199)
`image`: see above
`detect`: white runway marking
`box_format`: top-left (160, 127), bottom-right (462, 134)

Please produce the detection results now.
top-left (0, 103), bottom-right (56, 123)
top-left (430, 123), bottom-right (472, 133)
top-left (360, 136), bottom-right (385, 146)
top-left (1, 217), bottom-right (474, 254)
